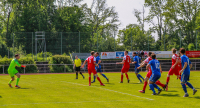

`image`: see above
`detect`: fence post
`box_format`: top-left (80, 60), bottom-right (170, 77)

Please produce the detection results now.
top-left (24, 67), bottom-right (25, 74)
top-left (196, 30), bottom-right (197, 50)
top-left (195, 62), bottom-right (196, 71)
top-left (131, 30), bottom-right (132, 51)
top-left (79, 31), bottom-right (80, 53)
top-left (114, 31), bottom-right (115, 51)
top-left (97, 32), bottom-right (98, 52)
top-left (103, 63), bottom-right (105, 72)
top-left (13, 33), bottom-right (14, 57)
top-left (64, 65), bottom-right (66, 73)
top-left (3, 65), bottom-right (4, 74)
top-left (61, 32), bottom-right (62, 55)
top-left (32, 32), bottom-right (33, 59)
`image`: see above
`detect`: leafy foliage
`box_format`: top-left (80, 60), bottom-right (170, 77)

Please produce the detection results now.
top-left (49, 55), bottom-right (73, 73)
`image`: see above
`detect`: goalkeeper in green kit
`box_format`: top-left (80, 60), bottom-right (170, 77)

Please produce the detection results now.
top-left (8, 54), bottom-right (26, 88)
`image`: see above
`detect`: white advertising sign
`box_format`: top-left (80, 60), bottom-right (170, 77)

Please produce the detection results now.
top-left (101, 52), bottom-right (116, 59)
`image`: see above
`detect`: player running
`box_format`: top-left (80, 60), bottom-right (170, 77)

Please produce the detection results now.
top-left (116, 51), bottom-right (131, 83)
top-left (91, 52), bottom-right (109, 83)
top-left (73, 55), bottom-right (85, 79)
top-left (8, 54), bottom-right (26, 88)
top-left (132, 52), bottom-right (144, 83)
top-left (81, 51), bottom-right (105, 86)
top-left (138, 52), bottom-right (167, 93)
top-left (165, 48), bottom-right (181, 86)
top-left (179, 48), bottom-right (197, 97)
top-left (146, 53), bottom-right (162, 95)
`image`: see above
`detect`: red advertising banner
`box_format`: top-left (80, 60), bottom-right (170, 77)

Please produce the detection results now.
top-left (186, 51), bottom-right (200, 58)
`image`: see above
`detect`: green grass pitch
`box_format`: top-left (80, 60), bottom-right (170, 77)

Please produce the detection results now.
top-left (0, 72), bottom-right (199, 108)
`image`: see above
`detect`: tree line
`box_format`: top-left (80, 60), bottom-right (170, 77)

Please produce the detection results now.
top-left (0, 0), bottom-right (200, 57)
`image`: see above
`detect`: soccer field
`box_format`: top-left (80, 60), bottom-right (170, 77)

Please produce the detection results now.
top-left (0, 72), bottom-right (199, 108)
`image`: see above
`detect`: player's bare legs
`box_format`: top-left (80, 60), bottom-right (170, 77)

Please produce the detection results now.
top-left (94, 74), bottom-right (104, 86)
top-left (8, 77), bottom-right (15, 88)
top-left (89, 73), bottom-right (92, 86)
top-left (120, 72), bottom-right (130, 83)
top-left (139, 77), bottom-right (149, 93)
top-left (15, 73), bottom-right (21, 88)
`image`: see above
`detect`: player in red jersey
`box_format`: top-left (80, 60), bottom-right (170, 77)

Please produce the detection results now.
top-left (138, 52), bottom-right (167, 93)
top-left (116, 50), bottom-right (131, 83)
top-left (81, 51), bottom-right (105, 86)
top-left (166, 48), bottom-right (181, 86)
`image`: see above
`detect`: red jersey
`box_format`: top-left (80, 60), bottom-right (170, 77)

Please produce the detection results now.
top-left (86, 56), bottom-right (96, 69)
top-left (172, 54), bottom-right (178, 68)
top-left (177, 57), bottom-right (182, 70)
top-left (123, 55), bottom-right (131, 67)
top-left (145, 57), bottom-right (152, 71)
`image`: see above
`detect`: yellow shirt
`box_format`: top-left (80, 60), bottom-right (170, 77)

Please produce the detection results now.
top-left (74, 58), bottom-right (82, 67)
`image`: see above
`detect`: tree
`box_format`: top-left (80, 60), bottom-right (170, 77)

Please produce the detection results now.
top-left (145, 0), bottom-right (167, 45)
top-left (117, 24), bottom-right (155, 51)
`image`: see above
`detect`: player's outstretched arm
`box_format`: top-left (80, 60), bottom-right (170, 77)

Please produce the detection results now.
top-left (137, 61), bottom-right (146, 69)
top-left (14, 59), bottom-right (21, 67)
top-left (190, 64), bottom-right (192, 69)
top-left (81, 60), bottom-right (87, 68)
top-left (14, 59), bottom-right (26, 68)
top-left (146, 64), bottom-right (150, 70)
top-left (116, 60), bottom-right (125, 64)
top-left (132, 61), bottom-right (136, 64)
top-left (189, 60), bottom-right (192, 69)
top-left (159, 65), bottom-right (162, 73)
top-left (179, 62), bottom-right (187, 73)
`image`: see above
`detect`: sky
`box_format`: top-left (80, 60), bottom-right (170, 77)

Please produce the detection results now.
top-left (81, 0), bottom-right (156, 39)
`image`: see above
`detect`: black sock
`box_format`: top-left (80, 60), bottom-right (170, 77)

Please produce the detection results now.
top-left (76, 72), bottom-right (78, 78)
top-left (80, 72), bottom-right (84, 77)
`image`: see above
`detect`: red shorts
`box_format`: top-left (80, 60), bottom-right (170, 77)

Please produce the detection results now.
top-left (146, 70), bottom-right (152, 78)
top-left (88, 68), bottom-right (97, 75)
top-left (121, 66), bottom-right (130, 73)
top-left (168, 67), bottom-right (179, 75)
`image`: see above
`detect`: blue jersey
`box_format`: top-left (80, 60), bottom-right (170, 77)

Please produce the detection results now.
top-left (148, 59), bottom-right (161, 75)
top-left (96, 56), bottom-right (101, 69)
top-left (181, 55), bottom-right (191, 75)
top-left (133, 56), bottom-right (141, 68)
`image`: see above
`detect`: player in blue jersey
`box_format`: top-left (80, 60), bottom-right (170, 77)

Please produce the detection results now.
top-left (132, 52), bottom-right (144, 83)
top-left (91, 52), bottom-right (109, 83)
top-left (179, 48), bottom-right (197, 97)
top-left (146, 53), bottom-right (162, 95)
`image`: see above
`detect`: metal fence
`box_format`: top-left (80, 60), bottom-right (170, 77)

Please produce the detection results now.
top-left (1, 62), bottom-right (200, 74)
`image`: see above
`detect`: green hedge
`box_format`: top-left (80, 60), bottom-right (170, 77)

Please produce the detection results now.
top-left (49, 55), bottom-right (73, 73)
top-left (0, 57), bottom-right (38, 74)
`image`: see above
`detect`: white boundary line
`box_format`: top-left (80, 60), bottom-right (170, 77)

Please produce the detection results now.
top-left (0, 100), bottom-right (145, 106)
top-left (64, 82), bottom-right (154, 101)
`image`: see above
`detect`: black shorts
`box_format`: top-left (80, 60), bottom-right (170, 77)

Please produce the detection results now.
top-left (75, 67), bottom-right (81, 71)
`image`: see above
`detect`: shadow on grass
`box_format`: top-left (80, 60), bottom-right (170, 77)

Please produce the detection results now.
top-left (129, 83), bottom-right (143, 84)
top-left (159, 93), bottom-right (180, 97)
top-left (0, 96), bottom-right (2, 98)
top-left (194, 96), bottom-right (200, 99)
top-left (166, 90), bottom-right (178, 92)
top-left (188, 96), bottom-right (200, 99)
top-left (16, 88), bottom-right (31, 89)
top-left (104, 83), bottom-right (115, 85)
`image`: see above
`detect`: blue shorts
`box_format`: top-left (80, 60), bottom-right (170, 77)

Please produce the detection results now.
top-left (181, 74), bottom-right (190, 83)
top-left (135, 68), bottom-right (140, 74)
top-left (149, 74), bottom-right (161, 83)
top-left (96, 68), bottom-right (102, 72)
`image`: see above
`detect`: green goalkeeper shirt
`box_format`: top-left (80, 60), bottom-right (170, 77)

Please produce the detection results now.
top-left (8, 59), bottom-right (21, 71)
